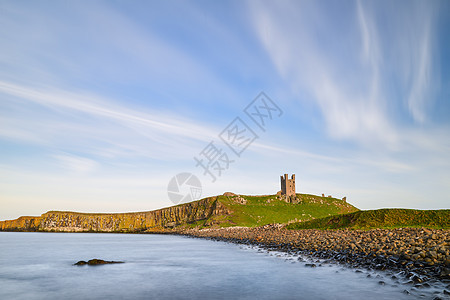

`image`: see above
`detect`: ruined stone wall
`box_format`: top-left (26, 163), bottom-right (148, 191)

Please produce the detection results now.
top-left (280, 174), bottom-right (295, 197)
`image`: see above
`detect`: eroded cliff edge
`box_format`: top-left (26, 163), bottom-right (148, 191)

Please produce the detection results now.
top-left (0, 197), bottom-right (230, 232)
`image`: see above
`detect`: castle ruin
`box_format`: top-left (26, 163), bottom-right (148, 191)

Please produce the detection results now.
top-left (280, 173), bottom-right (296, 199)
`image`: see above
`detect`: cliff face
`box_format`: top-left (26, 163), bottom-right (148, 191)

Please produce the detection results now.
top-left (0, 197), bottom-right (230, 232)
top-left (0, 216), bottom-right (41, 231)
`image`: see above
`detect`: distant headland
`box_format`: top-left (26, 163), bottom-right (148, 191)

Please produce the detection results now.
top-left (1, 173), bottom-right (447, 232)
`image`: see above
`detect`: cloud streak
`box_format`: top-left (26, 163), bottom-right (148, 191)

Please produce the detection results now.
top-left (53, 153), bottom-right (100, 173)
top-left (404, 3), bottom-right (435, 123)
top-left (250, 0), bottom-right (438, 146)
top-left (0, 80), bottom-right (221, 161)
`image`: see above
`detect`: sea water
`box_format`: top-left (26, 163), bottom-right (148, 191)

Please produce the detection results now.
top-left (0, 232), bottom-right (444, 299)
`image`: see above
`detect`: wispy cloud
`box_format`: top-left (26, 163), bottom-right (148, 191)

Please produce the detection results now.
top-left (249, 0), bottom-right (438, 146)
top-left (53, 153), bottom-right (99, 173)
top-left (0, 81), bottom-right (216, 141)
top-left (0, 81), bottom-right (220, 160)
top-left (250, 1), bottom-right (390, 146)
top-left (403, 3), bottom-right (436, 123)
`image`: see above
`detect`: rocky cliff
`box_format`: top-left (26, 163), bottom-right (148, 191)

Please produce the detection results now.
top-left (0, 193), bottom-right (358, 232)
top-left (0, 216), bottom-right (41, 231)
top-left (0, 197), bottom-right (230, 232)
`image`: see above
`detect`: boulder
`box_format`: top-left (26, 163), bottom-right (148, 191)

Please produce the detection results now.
top-left (74, 259), bottom-right (124, 266)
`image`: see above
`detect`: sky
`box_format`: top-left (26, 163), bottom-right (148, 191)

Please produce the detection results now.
top-left (1, 0), bottom-right (449, 220)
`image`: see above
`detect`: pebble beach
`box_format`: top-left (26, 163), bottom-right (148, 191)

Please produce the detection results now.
top-left (182, 226), bottom-right (450, 289)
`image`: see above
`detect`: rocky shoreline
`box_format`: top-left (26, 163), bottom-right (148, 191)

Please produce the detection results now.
top-left (181, 226), bottom-right (450, 293)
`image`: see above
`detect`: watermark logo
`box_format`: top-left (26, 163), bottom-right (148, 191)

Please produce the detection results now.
top-left (194, 141), bottom-right (234, 183)
top-left (219, 117), bottom-right (258, 157)
top-left (244, 92), bottom-right (283, 131)
top-left (167, 172), bottom-right (202, 205)
top-left (167, 92), bottom-right (282, 204)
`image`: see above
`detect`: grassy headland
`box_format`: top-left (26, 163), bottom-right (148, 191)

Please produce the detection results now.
top-left (192, 193), bottom-right (358, 228)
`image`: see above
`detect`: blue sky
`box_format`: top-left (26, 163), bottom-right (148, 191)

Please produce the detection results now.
top-left (1, 0), bottom-right (449, 220)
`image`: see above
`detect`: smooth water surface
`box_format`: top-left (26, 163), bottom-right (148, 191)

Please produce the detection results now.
top-left (0, 232), bottom-right (442, 299)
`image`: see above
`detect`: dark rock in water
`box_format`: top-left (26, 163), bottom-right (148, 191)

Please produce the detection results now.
top-left (74, 259), bottom-right (124, 266)
top-left (305, 263), bottom-right (317, 268)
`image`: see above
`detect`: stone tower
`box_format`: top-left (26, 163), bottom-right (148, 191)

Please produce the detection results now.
top-left (280, 174), bottom-right (295, 197)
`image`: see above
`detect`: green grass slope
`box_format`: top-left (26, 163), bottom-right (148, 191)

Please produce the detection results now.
top-left (286, 208), bottom-right (450, 230)
top-left (190, 193), bottom-right (359, 228)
